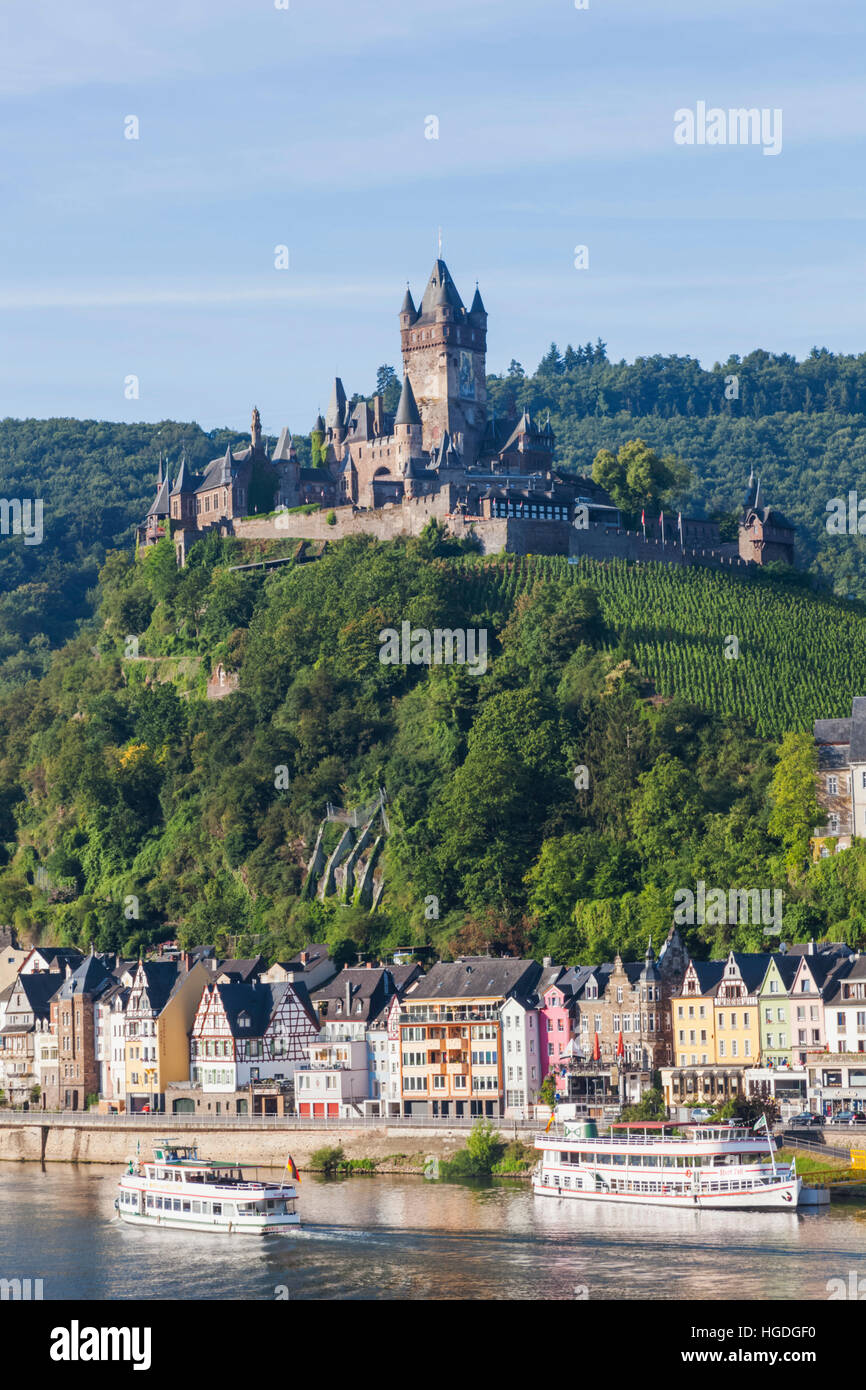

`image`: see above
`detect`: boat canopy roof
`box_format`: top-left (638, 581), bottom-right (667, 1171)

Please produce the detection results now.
top-left (608, 1120), bottom-right (746, 1129)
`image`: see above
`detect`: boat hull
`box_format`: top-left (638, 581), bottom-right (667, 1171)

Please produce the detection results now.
top-left (532, 1178), bottom-right (801, 1210)
top-left (116, 1209), bottom-right (298, 1235)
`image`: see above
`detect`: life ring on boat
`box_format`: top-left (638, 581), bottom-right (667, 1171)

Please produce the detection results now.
top-left (685, 1169), bottom-right (692, 1178)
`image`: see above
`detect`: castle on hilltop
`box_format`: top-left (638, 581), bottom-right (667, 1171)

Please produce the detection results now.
top-left (138, 256), bottom-right (795, 570)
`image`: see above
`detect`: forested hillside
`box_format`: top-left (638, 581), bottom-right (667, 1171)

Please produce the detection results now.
top-left (1, 529), bottom-right (864, 971)
top-left (0, 417), bottom-right (303, 691)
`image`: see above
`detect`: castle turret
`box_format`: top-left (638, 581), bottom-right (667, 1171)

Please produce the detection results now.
top-left (169, 454), bottom-right (197, 524)
top-left (325, 378), bottom-right (347, 441)
top-left (251, 405), bottom-right (262, 453)
top-left (394, 374), bottom-right (422, 431)
top-left (400, 258), bottom-right (487, 462)
top-left (469, 283), bottom-right (487, 323)
top-left (399, 285), bottom-right (417, 330)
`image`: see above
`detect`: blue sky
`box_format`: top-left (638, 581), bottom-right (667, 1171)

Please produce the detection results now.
top-left (1, 0), bottom-right (864, 436)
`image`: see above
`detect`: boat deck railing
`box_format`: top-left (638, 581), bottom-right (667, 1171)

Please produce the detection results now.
top-left (536, 1128), bottom-right (758, 1146)
top-left (139, 1173), bottom-right (294, 1192)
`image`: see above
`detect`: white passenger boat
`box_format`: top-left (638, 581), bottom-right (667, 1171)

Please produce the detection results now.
top-left (115, 1140), bottom-right (300, 1234)
top-left (533, 1119), bottom-right (801, 1209)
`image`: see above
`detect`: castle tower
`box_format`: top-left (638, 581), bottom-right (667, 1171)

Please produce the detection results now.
top-left (325, 378), bottom-right (347, 446)
top-left (251, 405), bottom-right (262, 453)
top-left (399, 259), bottom-right (487, 463)
top-left (393, 374), bottom-right (423, 479)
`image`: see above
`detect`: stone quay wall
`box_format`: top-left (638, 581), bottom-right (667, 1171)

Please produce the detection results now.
top-left (0, 1120), bottom-right (482, 1172)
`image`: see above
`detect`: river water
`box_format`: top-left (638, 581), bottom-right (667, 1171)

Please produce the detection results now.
top-left (3, 1161), bottom-right (866, 1300)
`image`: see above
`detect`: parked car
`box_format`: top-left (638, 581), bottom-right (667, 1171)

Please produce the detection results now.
top-left (689, 1107), bottom-right (714, 1121)
top-left (788, 1112), bottom-right (823, 1126)
top-left (829, 1110), bottom-right (866, 1125)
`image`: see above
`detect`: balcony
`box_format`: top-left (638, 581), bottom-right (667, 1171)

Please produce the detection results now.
top-left (400, 1009), bottom-right (498, 1025)
top-left (813, 821), bottom-right (853, 837)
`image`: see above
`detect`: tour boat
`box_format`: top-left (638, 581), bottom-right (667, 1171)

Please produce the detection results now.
top-left (115, 1140), bottom-right (300, 1234)
top-left (533, 1119), bottom-right (801, 1209)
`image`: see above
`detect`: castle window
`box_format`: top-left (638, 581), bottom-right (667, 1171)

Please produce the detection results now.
top-left (828, 775), bottom-right (838, 796)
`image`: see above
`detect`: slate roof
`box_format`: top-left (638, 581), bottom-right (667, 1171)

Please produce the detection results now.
top-left (325, 378), bottom-right (347, 430)
top-left (312, 967), bottom-right (395, 1024)
top-left (25, 947), bottom-right (84, 973)
top-left (215, 982), bottom-right (286, 1037)
top-left (684, 960), bottom-right (726, 994)
top-left (130, 961), bottom-right (183, 1015)
top-left (763, 954), bottom-right (801, 990)
top-left (795, 952), bottom-right (854, 994)
top-left (275, 943), bottom-right (332, 974)
top-left (11, 971), bottom-right (63, 1020)
top-left (216, 956), bottom-right (266, 985)
top-left (171, 456), bottom-right (195, 495)
top-left (272, 428), bottom-right (295, 462)
top-left (394, 375), bottom-right (421, 428)
top-left (147, 474), bottom-right (170, 518)
top-left (387, 963), bottom-right (423, 992)
top-left (55, 954), bottom-right (112, 1000)
top-left (822, 954), bottom-right (866, 1003)
top-left (212, 980), bottom-right (318, 1036)
top-left (407, 957), bottom-right (540, 1002)
top-left (815, 698), bottom-right (866, 762)
top-left (785, 941), bottom-right (854, 959)
top-left (417, 259), bottom-right (465, 320)
top-left (729, 952), bottom-right (775, 993)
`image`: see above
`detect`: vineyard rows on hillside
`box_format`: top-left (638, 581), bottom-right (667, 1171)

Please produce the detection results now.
top-left (452, 554), bottom-right (866, 737)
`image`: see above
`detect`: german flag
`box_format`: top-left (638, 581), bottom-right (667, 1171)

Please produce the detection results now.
top-left (286, 1154), bottom-right (300, 1183)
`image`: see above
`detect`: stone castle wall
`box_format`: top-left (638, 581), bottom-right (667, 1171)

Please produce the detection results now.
top-left (235, 506), bottom-right (752, 571)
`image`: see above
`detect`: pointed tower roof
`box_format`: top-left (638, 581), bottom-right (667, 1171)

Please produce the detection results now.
top-left (272, 427), bottom-right (295, 462)
top-left (312, 413), bottom-right (325, 433)
top-left (394, 374), bottom-right (421, 428)
top-left (418, 259), bottom-right (465, 319)
top-left (325, 377), bottom-right (347, 430)
top-left (469, 283), bottom-right (486, 315)
top-left (147, 473), bottom-right (170, 517)
top-left (400, 285), bottom-right (417, 317)
top-left (171, 455), bottom-right (195, 494)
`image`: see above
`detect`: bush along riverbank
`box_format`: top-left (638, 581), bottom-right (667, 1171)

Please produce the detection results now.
top-left (434, 1121), bottom-right (535, 1181)
top-left (309, 1145), bottom-right (430, 1176)
top-left (306, 1123), bottom-right (536, 1181)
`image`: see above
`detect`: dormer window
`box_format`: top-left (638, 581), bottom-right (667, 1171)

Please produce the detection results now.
top-left (238, 1012), bottom-right (250, 1029)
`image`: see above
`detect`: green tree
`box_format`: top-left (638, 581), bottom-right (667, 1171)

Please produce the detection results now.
top-left (591, 438), bottom-right (688, 512)
top-left (769, 731), bottom-right (820, 871)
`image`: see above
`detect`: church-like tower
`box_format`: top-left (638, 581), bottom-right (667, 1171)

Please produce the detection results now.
top-left (399, 259), bottom-right (487, 463)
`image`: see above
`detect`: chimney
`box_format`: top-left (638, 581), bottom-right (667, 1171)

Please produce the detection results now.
top-left (543, 956), bottom-right (552, 968)
top-left (346, 980), bottom-right (352, 1015)
top-left (372, 395), bottom-right (384, 435)
top-left (808, 939), bottom-right (816, 956)
top-left (300, 950), bottom-right (308, 966)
